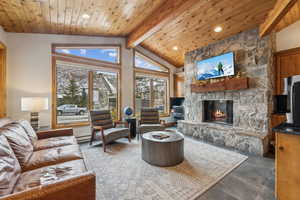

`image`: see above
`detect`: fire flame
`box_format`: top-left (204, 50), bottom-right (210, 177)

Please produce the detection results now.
top-left (214, 109), bottom-right (226, 118)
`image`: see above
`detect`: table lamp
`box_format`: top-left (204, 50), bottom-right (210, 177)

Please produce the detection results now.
top-left (21, 97), bottom-right (48, 131)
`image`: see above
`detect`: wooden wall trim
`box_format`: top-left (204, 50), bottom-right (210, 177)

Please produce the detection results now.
top-left (275, 46), bottom-right (300, 56)
top-left (0, 42), bottom-right (7, 118)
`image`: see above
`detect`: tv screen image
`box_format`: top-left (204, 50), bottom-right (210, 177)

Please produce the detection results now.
top-left (196, 52), bottom-right (234, 80)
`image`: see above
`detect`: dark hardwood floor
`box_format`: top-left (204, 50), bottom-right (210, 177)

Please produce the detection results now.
top-left (197, 154), bottom-right (275, 200)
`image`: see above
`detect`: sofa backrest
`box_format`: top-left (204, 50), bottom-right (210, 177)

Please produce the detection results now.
top-left (17, 120), bottom-right (38, 144)
top-left (1, 123), bottom-right (34, 168)
top-left (0, 118), bottom-right (12, 128)
top-left (0, 135), bottom-right (21, 196)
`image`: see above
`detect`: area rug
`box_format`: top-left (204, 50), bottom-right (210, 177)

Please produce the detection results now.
top-left (83, 138), bottom-right (247, 200)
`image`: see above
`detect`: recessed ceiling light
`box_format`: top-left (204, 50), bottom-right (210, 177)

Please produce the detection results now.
top-left (82, 14), bottom-right (90, 19)
top-left (173, 46), bottom-right (179, 51)
top-left (214, 26), bottom-right (222, 33)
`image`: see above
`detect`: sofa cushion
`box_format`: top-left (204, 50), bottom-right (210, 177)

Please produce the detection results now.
top-left (17, 120), bottom-right (38, 144)
top-left (13, 159), bottom-right (86, 193)
top-left (0, 135), bottom-right (21, 196)
top-left (1, 123), bottom-right (34, 168)
top-left (33, 136), bottom-right (77, 151)
top-left (23, 145), bottom-right (82, 171)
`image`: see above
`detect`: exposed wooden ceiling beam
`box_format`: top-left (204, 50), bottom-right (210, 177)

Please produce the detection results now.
top-left (259, 0), bottom-right (298, 37)
top-left (126, 0), bottom-right (200, 48)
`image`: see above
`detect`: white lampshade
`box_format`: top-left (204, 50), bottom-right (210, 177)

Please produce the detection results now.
top-left (21, 97), bottom-right (49, 112)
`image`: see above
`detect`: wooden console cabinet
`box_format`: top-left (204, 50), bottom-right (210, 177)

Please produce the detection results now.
top-left (276, 132), bottom-right (300, 200)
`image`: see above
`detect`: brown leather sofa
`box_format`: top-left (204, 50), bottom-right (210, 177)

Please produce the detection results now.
top-left (0, 118), bottom-right (96, 200)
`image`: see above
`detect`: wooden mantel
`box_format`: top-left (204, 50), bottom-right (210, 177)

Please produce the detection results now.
top-left (191, 77), bottom-right (249, 93)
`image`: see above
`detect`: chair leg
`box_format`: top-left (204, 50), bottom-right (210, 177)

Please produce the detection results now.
top-left (89, 131), bottom-right (94, 146)
top-left (103, 143), bottom-right (106, 152)
top-left (128, 135), bottom-right (131, 143)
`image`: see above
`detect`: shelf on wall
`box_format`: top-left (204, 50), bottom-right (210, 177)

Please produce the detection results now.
top-left (191, 77), bottom-right (249, 93)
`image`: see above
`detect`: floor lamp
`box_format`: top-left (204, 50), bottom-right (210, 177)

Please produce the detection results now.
top-left (21, 97), bottom-right (48, 131)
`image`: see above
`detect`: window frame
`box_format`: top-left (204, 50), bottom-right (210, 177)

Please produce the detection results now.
top-left (52, 44), bottom-right (121, 65)
top-left (134, 50), bottom-right (169, 73)
top-left (133, 50), bottom-right (170, 117)
top-left (52, 44), bottom-right (121, 129)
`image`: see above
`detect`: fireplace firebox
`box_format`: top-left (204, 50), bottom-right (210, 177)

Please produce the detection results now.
top-left (203, 100), bottom-right (233, 125)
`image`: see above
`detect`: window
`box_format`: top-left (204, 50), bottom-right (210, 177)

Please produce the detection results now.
top-left (56, 63), bottom-right (89, 125)
top-left (53, 45), bottom-right (120, 128)
top-left (135, 51), bottom-right (168, 72)
top-left (134, 51), bottom-right (169, 116)
top-left (55, 46), bottom-right (120, 64)
top-left (135, 74), bottom-right (168, 115)
top-left (92, 71), bottom-right (118, 119)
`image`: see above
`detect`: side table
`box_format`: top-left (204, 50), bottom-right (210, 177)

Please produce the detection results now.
top-left (125, 118), bottom-right (136, 138)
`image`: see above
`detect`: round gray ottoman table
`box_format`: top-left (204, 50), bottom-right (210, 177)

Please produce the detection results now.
top-left (141, 131), bottom-right (184, 167)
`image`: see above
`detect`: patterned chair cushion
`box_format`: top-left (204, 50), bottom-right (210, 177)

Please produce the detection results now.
top-left (89, 110), bottom-right (114, 129)
top-left (94, 128), bottom-right (129, 144)
top-left (105, 128), bottom-right (130, 143)
top-left (140, 108), bottom-right (160, 124)
top-left (139, 124), bottom-right (165, 134)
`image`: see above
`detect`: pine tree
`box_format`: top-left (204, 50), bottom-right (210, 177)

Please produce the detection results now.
top-left (79, 88), bottom-right (88, 107)
top-left (62, 78), bottom-right (80, 105)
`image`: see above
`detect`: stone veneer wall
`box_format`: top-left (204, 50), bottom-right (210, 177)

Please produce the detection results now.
top-left (178, 29), bottom-right (275, 155)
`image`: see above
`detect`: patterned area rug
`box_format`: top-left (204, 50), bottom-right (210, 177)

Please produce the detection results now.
top-left (83, 138), bottom-right (247, 200)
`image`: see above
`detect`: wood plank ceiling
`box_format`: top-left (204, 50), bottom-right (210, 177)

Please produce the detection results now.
top-left (142, 0), bottom-right (277, 67)
top-left (275, 0), bottom-right (300, 31)
top-left (0, 0), bottom-right (297, 67)
top-left (0, 0), bottom-right (166, 36)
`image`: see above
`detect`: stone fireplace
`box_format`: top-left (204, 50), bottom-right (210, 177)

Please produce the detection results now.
top-left (203, 100), bottom-right (233, 125)
top-left (178, 29), bottom-right (275, 155)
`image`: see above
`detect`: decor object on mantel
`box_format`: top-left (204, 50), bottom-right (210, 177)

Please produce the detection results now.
top-left (21, 97), bottom-right (48, 131)
top-left (191, 77), bottom-right (249, 93)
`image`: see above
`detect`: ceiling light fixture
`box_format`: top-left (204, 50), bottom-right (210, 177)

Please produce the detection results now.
top-left (82, 14), bottom-right (90, 19)
top-left (173, 46), bottom-right (179, 51)
top-left (214, 26), bottom-right (222, 33)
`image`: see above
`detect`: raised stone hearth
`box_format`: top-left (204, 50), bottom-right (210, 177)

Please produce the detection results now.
top-left (178, 29), bottom-right (275, 155)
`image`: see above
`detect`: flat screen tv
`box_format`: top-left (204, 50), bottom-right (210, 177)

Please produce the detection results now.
top-left (196, 52), bottom-right (235, 80)
top-left (170, 97), bottom-right (184, 109)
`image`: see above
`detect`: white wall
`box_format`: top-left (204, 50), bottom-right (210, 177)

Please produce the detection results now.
top-left (0, 26), bottom-right (7, 45)
top-left (276, 20), bottom-right (300, 51)
top-left (5, 32), bottom-right (176, 129)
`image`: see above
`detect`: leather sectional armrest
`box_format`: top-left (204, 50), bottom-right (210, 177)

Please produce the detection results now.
top-left (37, 128), bottom-right (73, 139)
top-left (1, 171), bottom-right (96, 200)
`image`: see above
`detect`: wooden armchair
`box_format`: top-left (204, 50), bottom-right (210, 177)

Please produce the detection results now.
top-left (89, 110), bottom-right (131, 152)
top-left (138, 108), bottom-right (166, 136)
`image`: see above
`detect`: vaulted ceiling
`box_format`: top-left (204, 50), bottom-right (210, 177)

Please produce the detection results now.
top-left (0, 0), bottom-right (299, 67)
top-left (274, 0), bottom-right (300, 32)
top-left (0, 0), bottom-right (166, 35)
